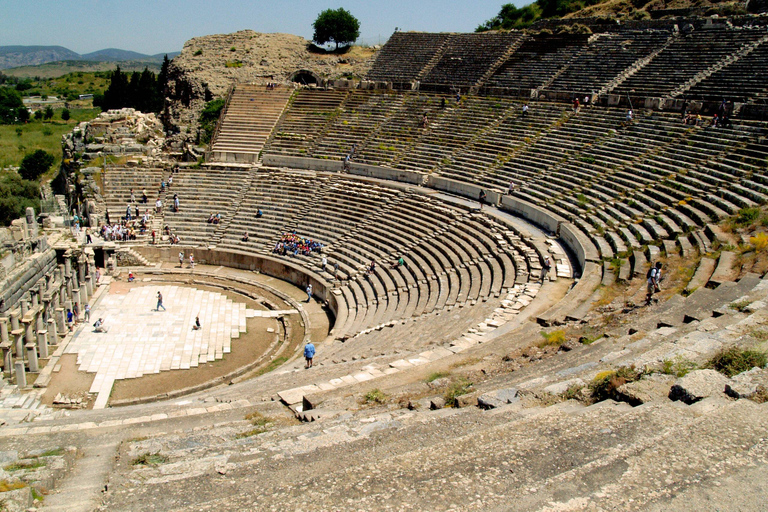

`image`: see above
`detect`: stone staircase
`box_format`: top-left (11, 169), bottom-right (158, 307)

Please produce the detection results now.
top-left (210, 84), bottom-right (293, 163)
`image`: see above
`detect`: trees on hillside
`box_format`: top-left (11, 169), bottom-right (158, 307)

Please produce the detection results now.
top-left (476, 3), bottom-right (542, 30)
top-left (95, 57), bottom-right (169, 113)
top-left (312, 8), bottom-right (360, 50)
top-left (0, 173), bottom-right (40, 227)
top-left (19, 150), bottom-right (54, 181)
top-left (0, 88), bottom-right (24, 123)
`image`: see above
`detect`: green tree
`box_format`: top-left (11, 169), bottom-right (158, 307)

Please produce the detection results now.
top-left (0, 173), bottom-right (40, 226)
top-left (61, 108), bottom-right (70, 121)
top-left (198, 98), bottom-right (226, 144)
top-left (43, 106), bottom-right (54, 121)
top-left (312, 8), bottom-right (360, 50)
top-left (16, 107), bottom-right (29, 123)
top-left (19, 150), bottom-right (55, 181)
top-left (33, 109), bottom-right (43, 120)
top-left (477, 2), bottom-right (542, 30)
top-left (0, 88), bottom-right (24, 123)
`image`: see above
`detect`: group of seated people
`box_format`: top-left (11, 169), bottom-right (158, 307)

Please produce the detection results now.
top-left (207, 213), bottom-right (222, 224)
top-left (164, 225), bottom-right (182, 244)
top-left (273, 232), bottom-right (324, 256)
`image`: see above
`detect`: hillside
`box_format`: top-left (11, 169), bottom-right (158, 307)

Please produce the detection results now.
top-left (1, 60), bottom-right (164, 79)
top-left (0, 45), bottom-right (80, 69)
top-left (0, 44), bottom-right (178, 70)
top-left (165, 30), bottom-right (375, 137)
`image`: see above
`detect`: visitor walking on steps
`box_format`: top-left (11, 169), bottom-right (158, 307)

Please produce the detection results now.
top-left (189, 253), bottom-right (194, 268)
top-left (304, 340), bottom-right (316, 368)
top-left (646, 262), bottom-right (662, 305)
top-left (306, 283), bottom-right (312, 303)
top-left (540, 256), bottom-right (552, 283)
top-left (178, 251), bottom-right (184, 267)
top-left (156, 291), bottom-right (166, 311)
top-left (479, 189), bottom-right (487, 210)
top-left (84, 303), bottom-right (91, 322)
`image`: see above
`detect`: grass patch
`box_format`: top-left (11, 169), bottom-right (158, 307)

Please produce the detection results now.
top-left (444, 378), bottom-right (473, 407)
top-left (0, 109), bottom-right (100, 171)
top-left (362, 388), bottom-right (388, 404)
top-left (236, 411), bottom-right (274, 438)
top-left (255, 355), bottom-right (289, 377)
top-left (538, 329), bottom-right (566, 348)
top-left (660, 356), bottom-right (697, 377)
top-left (750, 329), bottom-right (768, 342)
top-left (4, 459), bottom-right (46, 472)
top-left (425, 371), bottom-right (450, 383)
top-left (131, 453), bottom-right (167, 466)
top-left (729, 299), bottom-right (752, 312)
top-left (38, 448), bottom-right (64, 457)
top-left (705, 347), bottom-right (767, 377)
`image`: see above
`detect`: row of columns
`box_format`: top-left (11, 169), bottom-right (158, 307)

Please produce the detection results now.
top-left (0, 251), bottom-right (96, 387)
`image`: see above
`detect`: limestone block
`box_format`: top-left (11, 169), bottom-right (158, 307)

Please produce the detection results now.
top-left (669, 369), bottom-right (731, 404)
top-left (543, 378), bottom-right (584, 396)
top-left (617, 374), bottom-right (676, 405)
top-left (477, 388), bottom-right (520, 409)
top-left (725, 367), bottom-right (768, 400)
top-left (430, 397), bottom-right (446, 410)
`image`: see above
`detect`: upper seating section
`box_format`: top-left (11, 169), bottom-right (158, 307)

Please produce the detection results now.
top-left (684, 36), bottom-right (768, 101)
top-left (486, 34), bottom-right (588, 90)
top-left (421, 32), bottom-right (523, 87)
top-left (366, 32), bottom-right (451, 83)
top-left (545, 31), bottom-right (671, 94)
top-left (612, 28), bottom-right (767, 98)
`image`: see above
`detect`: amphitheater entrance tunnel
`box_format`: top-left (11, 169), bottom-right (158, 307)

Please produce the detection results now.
top-left (290, 70), bottom-right (321, 86)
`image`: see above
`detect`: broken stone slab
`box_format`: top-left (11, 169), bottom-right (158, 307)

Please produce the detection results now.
top-left (430, 397), bottom-right (446, 410)
top-left (617, 374), bottom-right (676, 405)
top-left (669, 369), bottom-right (732, 404)
top-left (477, 388), bottom-right (520, 409)
top-left (725, 367), bottom-right (768, 400)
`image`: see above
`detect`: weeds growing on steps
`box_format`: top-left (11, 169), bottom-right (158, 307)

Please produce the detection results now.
top-left (705, 347), bottom-right (767, 378)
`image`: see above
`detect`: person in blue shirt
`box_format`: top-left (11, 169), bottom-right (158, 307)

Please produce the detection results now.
top-left (304, 341), bottom-right (316, 368)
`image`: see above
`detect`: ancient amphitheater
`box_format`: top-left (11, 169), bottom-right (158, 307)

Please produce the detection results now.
top-left (1, 16), bottom-right (768, 511)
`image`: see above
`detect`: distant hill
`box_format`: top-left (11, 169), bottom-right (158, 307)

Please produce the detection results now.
top-left (0, 45), bottom-right (80, 69)
top-left (0, 45), bottom-right (179, 70)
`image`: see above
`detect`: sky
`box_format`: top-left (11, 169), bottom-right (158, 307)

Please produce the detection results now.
top-left (0, 0), bottom-right (517, 55)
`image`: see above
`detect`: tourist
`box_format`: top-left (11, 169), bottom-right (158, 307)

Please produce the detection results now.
top-left (155, 198), bottom-right (162, 214)
top-left (173, 194), bottom-right (179, 212)
top-left (93, 317), bottom-right (109, 333)
top-left (646, 262), bottom-right (662, 305)
top-left (66, 309), bottom-right (74, 331)
top-left (522, 104), bottom-right (529, 117)
top-left (508, 181), bottom-right (516, 195)
top-left (192, 316), bottom-right (201, 331)
top-left (479, 189), bottom-right (487, 210)
top-left (214, 213), bottom-right (221, 224)
top-left (626, 109), bottom-right (633, 123)
top-left (207, 213), bottom-right (215, 224)
top-left (84, 303), bottom-right (91, 322)
top-left (85, 229), bottom-right (92, 244)
top-left (141, 190), bottom-right (147, 203)
top-left (135, 205), bottom-right (139, 218)
top-left (127, 271), bottom-right (134, 282)
top-left (333, 261), bottom-right (340, 280)
top-left (573, 97), bottom-right (580, 113)
top-left (130, 189), bottom-right (135, 203)
top-left (306, 283), bottom-right (312, 303)
top-left (321, 256), bottom-right (327, 271)
top-left (367, 260), bottom-right (376, 275)
top-left (73, 302), bottom-right (80, 323)
top-left (125, 204), bottom-right (132, 221)
top-left (256, 208), bottom-right (262, 218)
top-left (179, 251), bottom-right (184, 267)
top-left (420, 112), bottom-right (429, 128)
top-left (441, 97), bottom-right (446, 109)
top-left (540, 256), bottom-right (552, 283)
top-left (94, 267), bottom-right (101, 282)
top-left (189, 253), bottom-right (194, 268)
top-left (391, 256), bottom-right (405, 268)
top-left (242, 232), bottom-right (249, 242)
top-left (168, 175), bottom-right (173, 188)
top-left (151, 230), bottom-right (156, 244)
top-left (156, 291), bottom-right (166, 311)
top-left (304, 340), bottom-right (316, 368)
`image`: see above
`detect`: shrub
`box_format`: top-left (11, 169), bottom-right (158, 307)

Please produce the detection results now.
top-left (539, 330), bottom-right (566, 347)
top-left (589, 366), bottom-right (641, 402)
top-left (735, 207), bottom-right (760, 226)
top-left (362, 388), bottom-right (388, 404)
top-left (705, 347), bottom-right (767, 377)
top-left (750, 232), bottom-right (768, 252)
top-left (444, 378), bottom-right (472, 407)
top-left (425, 372), bottom-right (450, 383)
top-left (193, 49), bottom-right (203, 56)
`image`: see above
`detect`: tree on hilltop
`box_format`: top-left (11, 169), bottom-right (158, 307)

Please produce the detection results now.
top-left (312, 8), bottom-right (360, 50)
top-left (477, 3), bottom-right (542, 31)
top-left (0, 88), bottom-right (24, 124)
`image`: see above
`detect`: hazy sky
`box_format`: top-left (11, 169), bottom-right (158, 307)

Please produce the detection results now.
top-left (0, 0), bottom-right (515, 54)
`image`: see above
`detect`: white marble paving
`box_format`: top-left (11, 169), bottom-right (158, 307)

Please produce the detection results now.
top-left (66, 285), bottom-right (248, 409)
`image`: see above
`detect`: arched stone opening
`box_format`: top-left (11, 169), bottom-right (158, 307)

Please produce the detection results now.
top-left (290, 70), bottom-right (321, 86)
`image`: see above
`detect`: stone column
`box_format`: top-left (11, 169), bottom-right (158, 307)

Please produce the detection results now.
top-left (0, 319), bottom-right (11, 377)
top-left (47, 318), bottom-right (58, 344)
top-left (42, 299), bottom-right (51, 324)
top-left (10, 313), bottom-right (24, 359)
top-left (14, 360), bottom-right (26, 387)
top-left (79, 286), bottom-right (87, 307)
top-left (35, 315), bottom-right (47, 359)
top-left (85, 274), bottom-right (93, 297)
top-left (55, 306), bottom-right (65, 335)
top-left (20, 299), bottom-right (29, 318)
top-left (26, 342), bottom-right (38, 373)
